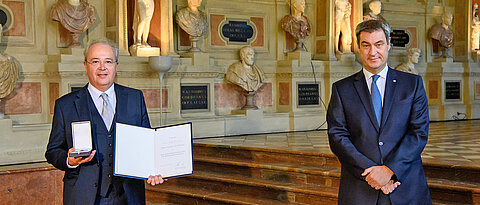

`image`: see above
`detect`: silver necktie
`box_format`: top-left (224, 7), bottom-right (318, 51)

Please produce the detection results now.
top-left (100, 93), bottom-right (114, 130)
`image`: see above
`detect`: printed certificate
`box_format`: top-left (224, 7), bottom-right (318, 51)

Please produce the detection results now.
top-left (114, 122), bottom-right (193, 179)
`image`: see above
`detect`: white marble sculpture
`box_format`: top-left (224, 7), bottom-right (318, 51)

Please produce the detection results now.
top-left (226, 46), bottom-right (265, 110)
top-left (132, 0), bottom-right (154, 48)
top-left (472, 4), bottom-right (480, 51)
top-left (50, 0), bottom-right (96, 48)
top-left (429, 11), bottom-right (454, 58)
top-left (175, 0), bottom-right (207, 52)
top-left (335, 0), bottom-right (352, 54)
top-left (280, 0), bottom-right (311, 52)
top-left (395, 48), bottom-right (421, 75)
top-left (363, 0), bottom-right (386, 22)
top-left (0, 24), bottom-right (20, 119)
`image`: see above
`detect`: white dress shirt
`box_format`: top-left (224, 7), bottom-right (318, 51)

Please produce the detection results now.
top-left (87, 83), bottom-right (117, 118)
top-left (363, 65), bottom-right (388, 106)
top-left (67, 84), bottom-right (116, 168)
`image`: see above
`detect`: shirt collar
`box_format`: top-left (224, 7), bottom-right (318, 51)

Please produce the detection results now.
top-left (363, 64), bottom-right (389, 80)
top-left (87, 83), bottom-right (115, 99)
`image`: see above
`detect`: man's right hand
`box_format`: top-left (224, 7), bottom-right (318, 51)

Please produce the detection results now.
top-left (67, 147), bottom-right (96, 166)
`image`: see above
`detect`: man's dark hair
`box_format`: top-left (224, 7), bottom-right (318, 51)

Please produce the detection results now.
top-left (355, 20), bottom-right (391, 46)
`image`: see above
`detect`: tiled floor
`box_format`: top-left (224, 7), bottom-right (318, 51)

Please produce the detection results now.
top-left (194, 120), bottom-right (480, 167)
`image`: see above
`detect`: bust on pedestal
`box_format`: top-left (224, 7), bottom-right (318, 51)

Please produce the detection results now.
top-left (50, 0), bottom-right (96, 48)
top-left (429, 11), bottom-right (454, 59)
top-left (395, 48), bottom-right (421, 75)
top-left (0, 24), bottom-right (20, 119)
top-left (363, 0), bottom-right (387, 22)
top-left (225, 46), bottom-right (265, 110)
top-left (281, 0), bottom-right (311, 52)
top-left (175, 0), bottom-right (207, 52)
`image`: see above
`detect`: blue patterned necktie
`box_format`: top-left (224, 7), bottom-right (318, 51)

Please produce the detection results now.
top-left (100, 93), bottom-right (114, 130)
top-left (371, 75), bottom-right (382, 126)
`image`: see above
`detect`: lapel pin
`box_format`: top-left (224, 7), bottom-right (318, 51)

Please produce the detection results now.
top-left (393, 79), bottom-right (397, 83)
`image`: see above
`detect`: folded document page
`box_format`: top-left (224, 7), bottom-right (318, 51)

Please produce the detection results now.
top-left (114, 122), bottom-right (193, 180)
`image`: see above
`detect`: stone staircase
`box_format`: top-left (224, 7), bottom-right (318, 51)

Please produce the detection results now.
top-left (146, 143), bottom-right (480, 205)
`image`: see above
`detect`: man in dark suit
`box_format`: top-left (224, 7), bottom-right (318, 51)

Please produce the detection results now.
top-left (327, 20), bottom-right (431, 205)
top-left (45, 39), bottom-right (164, 204)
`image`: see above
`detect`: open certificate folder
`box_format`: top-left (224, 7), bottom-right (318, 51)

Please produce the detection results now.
top-left (114, 122), bottom-right (193, 180)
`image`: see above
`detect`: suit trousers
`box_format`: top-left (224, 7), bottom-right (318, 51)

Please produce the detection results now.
top-left (377, 192), bottom-right (392, 205)
top-left (94, 183), bottom-right (127, 205)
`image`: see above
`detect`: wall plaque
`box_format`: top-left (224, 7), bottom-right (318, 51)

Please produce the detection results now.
top-left (220, 19), bottom-right (255, 45)
top-left (181, 85), bottom-right (209, 110)
top-left (0, 4), bottom-right (13, 32)
top-left (0, 10), bottom-right (7, 26)
top-left (298, 83), bottom-right (320, 106)
top-left (391, 29), bottom-right (410, 48)
top-left (445, 81), bottom-right (461, 101)
top-left (70, 85), bottom-right (84, 93)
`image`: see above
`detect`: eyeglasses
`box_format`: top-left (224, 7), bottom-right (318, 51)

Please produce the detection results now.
top-left (85, 58), bottom-right (117, 68)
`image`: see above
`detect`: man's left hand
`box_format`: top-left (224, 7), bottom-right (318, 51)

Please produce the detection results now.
top-left (361, 165), bottom-right (394, 190)
top-left (381, 180), bottom-right (401, 194)
top-left (147, 175), bottom-right (167, 186)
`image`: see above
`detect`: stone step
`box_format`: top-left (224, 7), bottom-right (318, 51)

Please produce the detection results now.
top-left (194, 155), bottom-right (340, 187)
top-left (190, 143), bottom-right (480, 204)
top-left (432, 200), bottom-right (472, 205)
top-left (148, 171), bottom-right (338, 205)
top-left (194, 157), bottom-right (480, 204)
top-left (194, 144), bottom-right (480, 186)
top-left (423, 160), bottom-right (480, 185)
top-left (193, 143), bottom-right (340, 168)
top-left (427, 178), bottom-right (480, 205)
top-left (146, 180), bottom-right (308, 205)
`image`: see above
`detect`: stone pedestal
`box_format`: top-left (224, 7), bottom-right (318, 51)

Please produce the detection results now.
top-left (180, 52), bottom-right (211, 67)
top-left (468, 59), bottom-right (480, 119)
top-left (162, 53), bottom-right (216, 124)
top-left (471, 51), bottom-right (480, 63)
top-left (287, 51), bottom-right (311, 68)
top-left (129, 46), bottom-right (160, 57)
top-left (426, 60), bottom-right (466, 121)
top-left (0, 119), bottom-right (50, 165)
top-left (336, 53), bottom-right (356, 63)
top-left (0, 119), bottom-right (13, 138)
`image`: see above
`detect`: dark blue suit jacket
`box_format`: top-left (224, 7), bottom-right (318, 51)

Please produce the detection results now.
top-left (45, 84), bottom-right (151, 205)
top-left (327, 68), bottom-right (432, 205)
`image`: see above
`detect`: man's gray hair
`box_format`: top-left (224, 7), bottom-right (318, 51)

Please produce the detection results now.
top-left (84, 39), bottom-right (119, 61)
top-left (355, 20), bottom-right (391, 46)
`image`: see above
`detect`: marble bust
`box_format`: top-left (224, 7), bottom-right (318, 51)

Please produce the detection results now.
top-left (175, 0), bottom-right (207, 52)
top-left (0, 24), bottom-right (20, 118)
top-left (175, 0), bottom-right (207, 37)
top-left (363, 0), bottom-right (387, 23)
top-left (50, 0), bottom-right (96, 48)
top-left (132, 0), bottom-right (154, 48)
top-left (395, 48), bottom-right (421, 75)
top-left (472, 4), bottom-right (480, 51)
top-left (335, 0), bottom-right (352, 54)
top-left (226, 46), bottom-right (265, 93)
top-left (429, 12), bottom-right (454, 57)
top-left (280, 0), bottom-right (311, 51)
